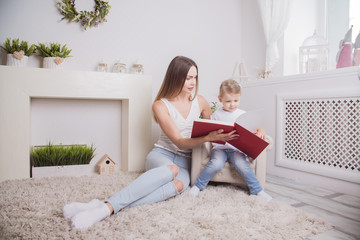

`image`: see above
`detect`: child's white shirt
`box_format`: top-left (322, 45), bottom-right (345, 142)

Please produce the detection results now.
top-left (211, 107), bottom-right (246, 150)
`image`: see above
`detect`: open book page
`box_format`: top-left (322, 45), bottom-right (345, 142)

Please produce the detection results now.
top-left (235, 108), bottom-right (265, 132)
top-left (192, 118), bottom-right (234, 127)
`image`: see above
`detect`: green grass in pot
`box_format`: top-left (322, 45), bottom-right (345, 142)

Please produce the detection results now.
top-left (36, 42), bottom-right (72, 58)
top-left (31, 142), bottom-right (95, 167)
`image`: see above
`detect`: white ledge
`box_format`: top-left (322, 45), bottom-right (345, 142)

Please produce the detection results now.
top-left (242, 66), bottom-right (360, 88)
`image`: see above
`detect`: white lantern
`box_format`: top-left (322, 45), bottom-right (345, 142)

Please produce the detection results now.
top-left (232, 60), bottom-right (249, 83)
top-left (299, 30), bottom-right (329, 74)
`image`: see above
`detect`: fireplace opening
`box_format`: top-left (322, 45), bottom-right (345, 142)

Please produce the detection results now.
top-left (30, 98), bottom-right (122, 177)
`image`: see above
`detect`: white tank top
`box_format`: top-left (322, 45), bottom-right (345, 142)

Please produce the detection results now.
top-left (155, 97), bottom-right (201, 154)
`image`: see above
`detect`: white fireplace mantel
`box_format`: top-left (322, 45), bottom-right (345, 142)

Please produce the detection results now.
top-left (0, 66), bottom-right (153, 182)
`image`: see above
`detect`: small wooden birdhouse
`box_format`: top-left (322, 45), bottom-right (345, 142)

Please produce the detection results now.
top-left (97, 154), bottom-right (116, 175)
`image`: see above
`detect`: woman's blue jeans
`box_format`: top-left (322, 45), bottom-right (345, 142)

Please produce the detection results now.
top-left (106, 147), bottom-right (191, 213)
top-left (194, 148), bottom-right (262, 195)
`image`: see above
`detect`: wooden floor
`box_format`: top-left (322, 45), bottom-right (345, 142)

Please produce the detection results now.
top-left (265, 175), bottom-right (360, 240)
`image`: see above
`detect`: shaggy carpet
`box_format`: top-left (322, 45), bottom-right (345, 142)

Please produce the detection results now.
top-left (0, 171), bottom-right (331, 240)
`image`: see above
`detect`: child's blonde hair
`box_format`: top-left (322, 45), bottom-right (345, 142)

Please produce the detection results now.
top-left (219, 79), bottom-right (241, 97)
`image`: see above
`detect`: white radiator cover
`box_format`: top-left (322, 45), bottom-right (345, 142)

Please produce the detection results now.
top-left (276, 88), bottom-right (360, 183)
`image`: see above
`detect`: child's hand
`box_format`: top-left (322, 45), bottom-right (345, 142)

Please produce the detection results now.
top-left (253, 128), bottom-right (266, 140)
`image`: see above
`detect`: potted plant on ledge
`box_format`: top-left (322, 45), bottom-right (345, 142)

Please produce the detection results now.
top-left (0, 38), bottom-right (35, 67)
top-left (36, 42), bottom-right (72, 69)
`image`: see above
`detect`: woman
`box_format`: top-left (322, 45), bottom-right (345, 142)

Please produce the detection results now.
top-left (63, 56), bottom-right (238, 229)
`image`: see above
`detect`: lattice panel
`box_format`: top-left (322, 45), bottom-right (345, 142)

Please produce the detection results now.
top-left (282, 97), bottom-right (360, 173)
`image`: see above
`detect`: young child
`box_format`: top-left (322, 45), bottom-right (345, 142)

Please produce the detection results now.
top-left (189, 79), bottom-right (272, 202)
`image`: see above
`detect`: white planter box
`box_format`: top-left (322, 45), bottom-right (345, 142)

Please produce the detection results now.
top-left (7, 54), bottom-right (28, 67)
top-left (32, 164), bottom-right (96, 178)
top-left (43, 57), bottom-right (65, 69)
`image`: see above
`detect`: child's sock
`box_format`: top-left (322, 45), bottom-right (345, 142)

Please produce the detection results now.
top-left (257, 190), bottom-right (272, 202)
top-left (71, 202), bottom-right (111, 229)
top-left (63, 199), bottom-right (103, 219)
top-left (189, 186), bottom-right (200, 197)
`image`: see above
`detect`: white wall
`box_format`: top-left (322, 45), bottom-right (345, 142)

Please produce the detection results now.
top-left (0, 0), bottom-right (251, 145)
top-left (0, 0), bottom-right (245, 103)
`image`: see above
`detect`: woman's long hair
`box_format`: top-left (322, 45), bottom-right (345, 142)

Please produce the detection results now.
top-left (153, 56), bottom-right (199, 122)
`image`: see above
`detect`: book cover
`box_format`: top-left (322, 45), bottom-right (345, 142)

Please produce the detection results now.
top-left (191, 119), bottom-right (235, 145)
top-left (191, 118), bottom-right (269, 159)
top-left (228, 123), bottom-right (269, 159)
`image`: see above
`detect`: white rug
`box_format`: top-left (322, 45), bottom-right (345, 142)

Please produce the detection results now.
top-left (0, 171), bottom-right (331, 240)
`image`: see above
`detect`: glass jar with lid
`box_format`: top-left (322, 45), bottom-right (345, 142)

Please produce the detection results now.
top-left (97, 59), bottom-right (108, 72)
top-left (112, 60), bottom-right (127, 73)
top-left (130, 63), bottom-right (144, 74)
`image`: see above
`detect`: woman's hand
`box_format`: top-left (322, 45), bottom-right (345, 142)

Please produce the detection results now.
top-left (253, 128), bottom-right (266, 140)
top-left (207, 129), bottom-right (239, 143)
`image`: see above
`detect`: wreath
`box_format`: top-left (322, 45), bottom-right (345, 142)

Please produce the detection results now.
top-left (57, 0), bottom-right (111, 30)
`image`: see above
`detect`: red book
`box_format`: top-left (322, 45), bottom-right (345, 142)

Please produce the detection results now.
top-left (191, 118), bottom-right (269, 159)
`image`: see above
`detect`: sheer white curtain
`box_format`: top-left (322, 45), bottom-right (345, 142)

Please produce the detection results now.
top-left (257, 0), bottom-right (293, 73)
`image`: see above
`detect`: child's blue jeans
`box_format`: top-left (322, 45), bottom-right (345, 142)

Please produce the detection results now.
top-left (106, 147), bottom-right (191, 213)
top-left (194, 148), bottom-right (263, 195)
